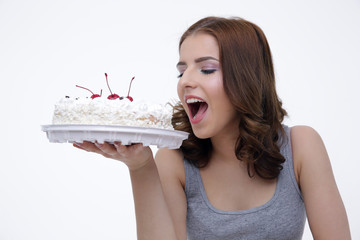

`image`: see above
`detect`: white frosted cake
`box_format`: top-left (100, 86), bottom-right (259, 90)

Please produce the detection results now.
top-left (52, 97), bottom-right (174, 130)
top-left (42, 73), bottom-right (188, 148)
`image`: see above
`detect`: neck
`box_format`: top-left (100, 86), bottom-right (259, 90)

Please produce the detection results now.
top-left (210, 131), bottom-right (239, 165)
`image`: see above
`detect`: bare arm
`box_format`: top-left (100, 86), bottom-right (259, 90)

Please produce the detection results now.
top-left (155, 148), bottom-right (188, 240)
top-left (129, 156), bottom-right (177, 240)
top-left (291, 126), bottom-right (351, 239)
top-left (74, 142), bottom-right (177, 240)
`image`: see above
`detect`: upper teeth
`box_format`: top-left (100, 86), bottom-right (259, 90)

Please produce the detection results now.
top-left (186, 98), bottom-right (204, 104)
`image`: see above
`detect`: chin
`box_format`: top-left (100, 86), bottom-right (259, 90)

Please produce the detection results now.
top-left (191, 126), bottom-right (212, 139)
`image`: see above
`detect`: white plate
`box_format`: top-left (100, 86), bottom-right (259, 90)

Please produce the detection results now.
top-left (41, 124), bottom-right (189, 149)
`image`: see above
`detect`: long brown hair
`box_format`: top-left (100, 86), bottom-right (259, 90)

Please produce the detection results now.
top-left (172, 17), bottom-right (287, 179)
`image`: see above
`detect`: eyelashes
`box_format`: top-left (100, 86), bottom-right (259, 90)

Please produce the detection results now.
top-left (201, 69), bottom-right (216, 75)
top-left (177, 69), bottom-right (217, 78)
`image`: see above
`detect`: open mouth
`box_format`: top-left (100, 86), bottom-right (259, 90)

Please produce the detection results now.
top-left (186, 98), bottom-right (208, 122)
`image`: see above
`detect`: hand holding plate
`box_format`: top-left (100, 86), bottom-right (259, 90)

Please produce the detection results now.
top-left (74, 141), bottom-right (153, 171)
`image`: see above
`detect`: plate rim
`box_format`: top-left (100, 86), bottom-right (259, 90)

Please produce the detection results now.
top-left (41, 124), bottom-right (189, 149)
top-left (41, 124), bottom-right (189, 136)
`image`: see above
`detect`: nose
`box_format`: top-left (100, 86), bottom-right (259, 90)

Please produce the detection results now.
top-left (178, 69), bottom-right (197, 89)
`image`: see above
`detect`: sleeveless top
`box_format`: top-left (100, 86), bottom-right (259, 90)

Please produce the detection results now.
top-left (184, 125), bottom-right (306, 240)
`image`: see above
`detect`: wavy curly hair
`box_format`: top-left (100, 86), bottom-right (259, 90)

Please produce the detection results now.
top-left (172, 17), bottom-right (288, 179)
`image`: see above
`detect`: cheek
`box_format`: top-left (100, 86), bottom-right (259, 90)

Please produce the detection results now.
top-left (212, 77), bottom-right (235, 113)
top-left (210, 76), bottom-right (227, 98)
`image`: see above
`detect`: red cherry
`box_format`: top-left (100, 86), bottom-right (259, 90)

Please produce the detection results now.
top-left (123, 76), bottom-right (135, 102)
top-left (105, 73), bottom-right (120, 100)
top-left (76, 85), bottom-right (102, 99)
top-left (108, 93), bottom-right (120, 100)
top-left (92, 93), bottom-right (101, 99)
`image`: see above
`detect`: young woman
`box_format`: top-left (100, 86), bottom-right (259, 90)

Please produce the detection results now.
top-left (74, 17), bottom-right (351, 239)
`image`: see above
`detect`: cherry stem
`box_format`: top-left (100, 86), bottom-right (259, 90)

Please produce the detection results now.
top-left (127, 77), bottom-right (135, 97)
top-left (76, 85), bottom-right (95, 95)
top-left (105, 73), bottom-right (113, 95)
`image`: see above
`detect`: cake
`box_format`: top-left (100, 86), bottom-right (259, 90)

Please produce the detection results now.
top-left (52, 97), bottom-right (174, 130)
top-left (42, 73), bottom-right (188, 148)
top-left (51, 73), bottom-right (174, 130)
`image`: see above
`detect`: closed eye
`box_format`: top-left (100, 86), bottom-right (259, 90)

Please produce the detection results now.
top-left (201, 69), bottom-right (217, 75)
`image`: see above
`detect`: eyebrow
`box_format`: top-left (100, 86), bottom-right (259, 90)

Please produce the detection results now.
top-left (176, 56), bottom-right (219, 68)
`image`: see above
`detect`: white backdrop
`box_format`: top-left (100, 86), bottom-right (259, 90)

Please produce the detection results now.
top-left (1, 0), bottom-right (359, 239)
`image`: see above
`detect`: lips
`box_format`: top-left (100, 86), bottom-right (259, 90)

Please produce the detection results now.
top-left (185, 96), bottom-right (208, 124)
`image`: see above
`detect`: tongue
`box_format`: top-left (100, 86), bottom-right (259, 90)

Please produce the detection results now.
top-left (194, 103), bottom-right (208, 120)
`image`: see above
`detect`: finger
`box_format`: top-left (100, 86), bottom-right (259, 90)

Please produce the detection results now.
top-left (73, 141), bottom-right (101, 153)
top-left (114, 142), bottom-right (145, 156)
top-left (128, 143), bottom-right (147, 154)
top-left (73, 142), bottom-right (85, 150)
top-left (95, 141), bottom-right (118, 156)
top-left (73, 141), bottom-right (119, 160)
top-left (114, 141), bottom-right (127, 155)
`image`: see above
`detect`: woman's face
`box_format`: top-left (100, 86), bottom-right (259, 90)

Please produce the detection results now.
top-left (177, 32), bottom-right (239, 139)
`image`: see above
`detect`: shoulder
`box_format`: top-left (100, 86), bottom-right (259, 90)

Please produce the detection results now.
top-left (289, 126), bottom-right (351, 238)
top-left (290, 125), bottom-right (324, 154)
top-left (290, 125), bottom-right (326, 159)
top-left (290, 125), bottom-right (329, 185)
top-left (155, 148), bottom-right (186, 187)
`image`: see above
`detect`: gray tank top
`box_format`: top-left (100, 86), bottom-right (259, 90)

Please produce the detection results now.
top-left (184, 125), bottom-right (306, 240)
